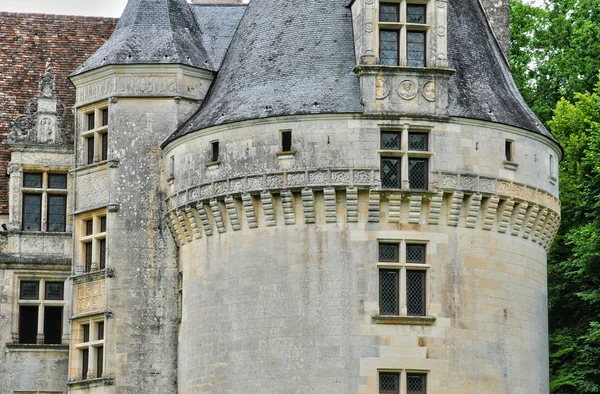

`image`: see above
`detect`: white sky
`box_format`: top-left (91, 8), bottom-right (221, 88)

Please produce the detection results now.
top-left (0, 0), bottom-right (129, 17)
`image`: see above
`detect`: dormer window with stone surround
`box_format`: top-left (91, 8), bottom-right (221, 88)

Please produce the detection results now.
top-left (378, 1), bottom-right (430, 67)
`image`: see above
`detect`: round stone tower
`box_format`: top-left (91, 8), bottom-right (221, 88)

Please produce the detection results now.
top-left (162, 0), bottom-right (561, 392)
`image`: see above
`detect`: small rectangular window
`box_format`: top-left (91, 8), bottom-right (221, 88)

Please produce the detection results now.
top-left (379, 269), bottom-right (399, 315)
top-left (87, 136), bottom-right (95, 165)
top-left (45, 282), bottom-right (64, 300)
top-left (22, 193), bottom-right (42, 231)
top-left (505, 140), bottom-right (514, 162)
top-left (406, 270), bottom-right (426, 316)
top-left (101, 109), bottom-right (109, 127)
top-left (379, 2), bottom-right (400, 22)
top-left (87, 113), bottom-right (95, 131)
top-left (48, 174), bottom-right (67, 189)
top-left (47, 194), bottom-right (67, 232)
top-left (381, 157), bottom-right (401, 189)
top-left (97, 346), bottom-right (104, 378)
top-left (97, 322), bottom-right (104, 341)
top-left (23, 172), bottom-right (43, 188)
top-left (82, 324), bottom-right (90, 343)
top-left (406, 244), bottom-right (426, 264)
top-left (169, 156), bottom-right (175, 177)
top-left (99, 239), bottom-right (106, 270)
top-left (408, 132), bottom-right (428, 151)
top-left (82, 349), bottom-right (89, 380)
top-left (19, 305), bottom-right (38, 344)
top-left (381, 131), bottom-right (401, 150)
top-left (210, 141), bottom-right (219, 163)
top-left (281, 130), bottom-right (292, 152)
top-left (549, 154), bottom-right (554, 177)
top-left (379, 243), bottom-right (399, 262)
top-left (407, 31), bottom-right (426, 67)
top-left (101, 133), bottom-right (108, 161)
top-left (85, 242), bottom-right (93, 272)
top-left (407, 373), bottom-right (427, 394)
top-left (380, 29), bottom-right (399, 66)
top-left (43, 306), bottom-right (63, 344)
top-left (408, 158), bottom-right (428, 190)
top-left (379, 371), bottom-right (400, 394)
top-left (20, 281), bottom-right (39, 299)
top-left (407, 4), bottom-right (427, 24)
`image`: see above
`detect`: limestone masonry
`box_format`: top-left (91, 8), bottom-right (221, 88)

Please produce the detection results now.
top-left (0, 0), bottom-right (561, 393)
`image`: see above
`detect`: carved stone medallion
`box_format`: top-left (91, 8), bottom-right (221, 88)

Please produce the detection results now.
top-left (422, 81), bottom-right (436, 102)
top-left (376, 78), bottom-right (390, 99)
top-left (397, 80), bottom-right (418, 100)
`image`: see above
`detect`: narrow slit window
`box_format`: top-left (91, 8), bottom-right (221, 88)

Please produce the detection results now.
top-left (505, 140), bottom-right (514, 162)
top-left (99, 239), bottom-right (106, 270)
top-left (169, 156), bottom-right (175, 177)
top-left (281, 130), bottom-right (292, 152)
top-left (549, 154), bottom-right (554, 177)
top-left (210, 141), bottom-right (219, 163)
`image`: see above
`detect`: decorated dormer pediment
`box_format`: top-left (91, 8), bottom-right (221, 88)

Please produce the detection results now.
top-left (8, 60), bottom-right (72, 146)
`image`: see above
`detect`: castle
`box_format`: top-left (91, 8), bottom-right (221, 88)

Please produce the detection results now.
top-left (0, 0), bottom-right (561, 393)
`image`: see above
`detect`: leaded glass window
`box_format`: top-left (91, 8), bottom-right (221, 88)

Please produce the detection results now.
top-left (407, 373), bottom-right (427, 394)
top-left (23, 172), bottom-right (42, 188)
top-left (45, 282), bottom-right (64, 300)
top-left (23, 194), bottom-right (42, 231)
top-left (408, 133), bottom-right (428, 151)
top-left (407, 31), bottom-right (426, 67)
top-left (408, 158), bottom-right (428, 190)
top-left (407, 5), bottom-right (426, 24)
top-left (380, 243), bottom-right (399, 262)
top-left (20, 281), bottom-right (39, 299)
top-left (381, 132), bottom-right (401, 150)
top-left (406, 270), bottom-right (426, 316)
top-left (380, 3), bottom-right (400, 22)
top-left (47, 195), bottom-right (66, 232)
top-left (381, 158), bottom-right (401, 188)
top-left (48, 174), bottom-right (67, 189)
top-left (380, 30), bottom-right (399, 66)
top-left (380, 372), bottom-right (400, 393)
top-left (406, 244), bottom-right (426, 264)
top-left (379, 269), bottom-right (399, 315)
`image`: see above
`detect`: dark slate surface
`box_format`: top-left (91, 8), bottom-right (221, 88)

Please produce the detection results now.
top-left (191, 4), bottom-right (246, 70)
top-left (447, 0), bottom-right (555, 141)
top-left (167, 0), bottom-right (363, 142)
top-left (72, 0), bottom-right (214, 76)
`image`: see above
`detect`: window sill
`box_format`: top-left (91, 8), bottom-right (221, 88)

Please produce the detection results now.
top-left (68, 377), bottom-right (114, 387)
top-left (13, 231), bottom-right (71, 236)
top-left (72, 268), bottom-right (109, 284)
top-left (206, 161), bottom-right (221, 170)
top-left (277, 151), bottom-right (295, 160)
top-left (549, 175), bottom-right (557, 186)
top-left (372, 315), bottom-right (436, 325)
top-left (74, 160), bottom-right (109, 174)
top-left (503, 161), bottom-right (519, 171)
top-left (6, 343), bottom-right (69, 352)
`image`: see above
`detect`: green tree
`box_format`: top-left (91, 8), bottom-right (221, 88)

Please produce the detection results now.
top-left (546, 81), bottom-right (600, 392)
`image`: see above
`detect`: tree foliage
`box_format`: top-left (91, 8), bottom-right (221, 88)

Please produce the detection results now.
top-left (510, 0), bottom-right (600, 391)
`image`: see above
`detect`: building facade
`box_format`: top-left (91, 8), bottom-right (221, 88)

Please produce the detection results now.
top-left (0, 0), bottom-right (561, 393)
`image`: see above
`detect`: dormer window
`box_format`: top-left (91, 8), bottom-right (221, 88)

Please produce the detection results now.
top-left (378, 1), bottom-right (430, 67)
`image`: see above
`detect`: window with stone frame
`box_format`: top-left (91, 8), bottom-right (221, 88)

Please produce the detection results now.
top-left (17, 278), bottom-right (65, 345)
top-left (378, 0), bottom-right (430, 67)
top-left (379, 370), bottom-right (428, 393)
top-left (378, 242), bottom-right (428, 317)
top-left (379, 128), bottom-right (432, 190)
top-left (77, 210), bottom-right (107, 273)
top-left (72, 317), bottom-right (105, 381)
top-left (22, 171), bottom-right (68, 232)
top-left (82, 104), bottom-right (109, 166)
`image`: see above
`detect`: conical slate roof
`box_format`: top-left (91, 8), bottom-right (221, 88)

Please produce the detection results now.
top-left (168, 0), bottom-right (363, 141)
top-left (72, 0), bottom-right (214, 76)
top-left (164, 0), bottom-right (555, 144)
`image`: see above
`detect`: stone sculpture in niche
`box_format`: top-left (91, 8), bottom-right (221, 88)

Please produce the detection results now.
top-left (8, 61), bottom-right (71, 146)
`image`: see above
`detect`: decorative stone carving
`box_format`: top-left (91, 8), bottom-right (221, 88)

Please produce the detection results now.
top-left (331, 171), bottom-right (350, 184)
top-left (8, 64), bottom-right (71, 146)
top-left (422, 81), bottom-right (436, 102)
top-left (74, 279), bottom-right (106, 315)
top-left (376, 78), bottom-right (390, 99)
top-left (397, 80), bottom-right (418, 100)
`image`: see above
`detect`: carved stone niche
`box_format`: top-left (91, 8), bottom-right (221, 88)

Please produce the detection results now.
top-left (8, 67), bottom-right (72, 147)
top-left (356, 65), bottom-right (454, 117)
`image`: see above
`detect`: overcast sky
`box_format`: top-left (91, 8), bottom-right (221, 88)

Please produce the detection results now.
top-left (0, 0), bottom-right (128, 17)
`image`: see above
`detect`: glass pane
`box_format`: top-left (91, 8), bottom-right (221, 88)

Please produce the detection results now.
top-left (48, 174), bottom-right (67, 189)
top-left (47, 195), bottom-right (66, 232)
top-left (97, 321), bottom-right (104, 340)
top-left (406, 244), bottom-right (426, 264)
top-left (379, 270), bottom-right (399, 315)
top-left (20, 281), bottom-right (39, 299)
top-left (82, 324), bottom-right (90, 343)
top-left (407, 373), bottom-right (427, 394)
top-left (407, 4), bottom-right (426, 24)
top-left (23, 172), bottom-right (42, 188)
top-left (381, 132), bottom-right (401, 150)
top-left (406, 270), bottom-right (426, 316)
top-left (43, 306), bottom-right (63, 344)
top-left (381, 158), bottom-right (400, 189)
top-left (87, 113), bottom-right (95, 130)
top-left (85, 242), bottom-right (93, 272)
top-left (87, 136), bottom-right (95, 165)
top-left (409, 159), bottom-right (428, 190)
top-left (379, 3), bottom-right (399, 22)
top-left (99, 239), bottom-right (106, 270)
top-left (380, 30), bottom-right (399, 66)
top-left (102, 109), bottom-right (109, 127)
top-left (379, 243), bottom-right (399, 262)
top-left (19, 305), bottom-right (39, 344)
top-left (408, 133), bottom-right (428, 151)
top-left (380, 372), bottom-right (400, 393)
top-left (101, 133), bottom-right (108, 161)
top-left (23, 194), bottom-right (42, 231)
top-left (82, 348), bottom-right (89, 380)
top-left (100, 216), bottom-right (107, 233)
top-left (45, 282), bottom-right (64, 300)
top-left (85, 220), bottom-right (93, 236)
top-left (407, 31), bottom-right (426, 67)
top-left (97, 346), bottom-right (104, 377)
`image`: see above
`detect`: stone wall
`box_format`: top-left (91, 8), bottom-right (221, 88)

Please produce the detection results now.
top-left (0, 12), bottom-right (117, 215)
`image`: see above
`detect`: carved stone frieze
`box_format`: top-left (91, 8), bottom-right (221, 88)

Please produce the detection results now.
top-left (74, 279), bottom-right (106, 315)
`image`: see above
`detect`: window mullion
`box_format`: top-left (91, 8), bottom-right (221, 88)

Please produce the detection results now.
top-left (37, 300), bottom-right (44, 343)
